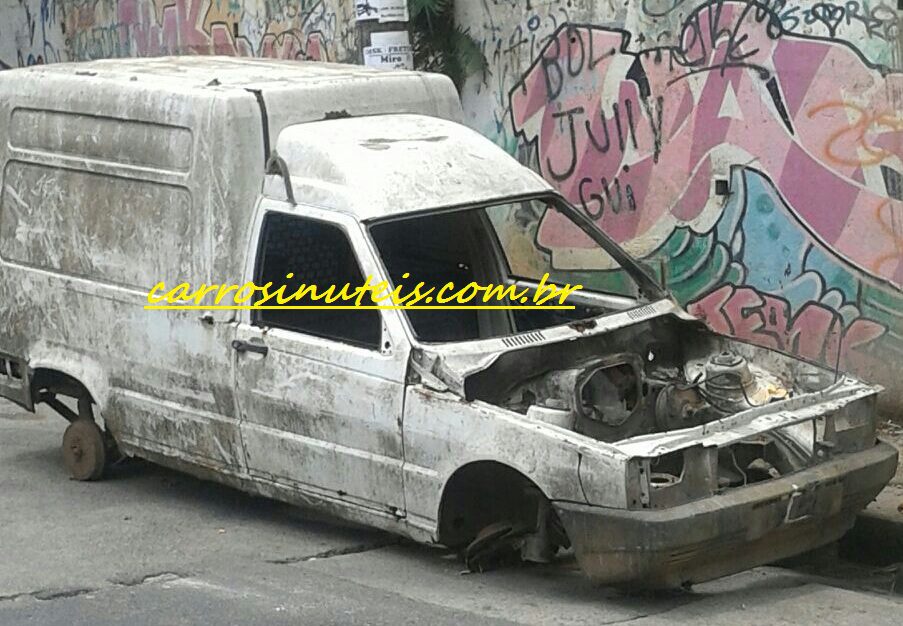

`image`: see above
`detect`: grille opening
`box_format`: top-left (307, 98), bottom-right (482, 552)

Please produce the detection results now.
top-left (716, 438), bottom-right (794, 489)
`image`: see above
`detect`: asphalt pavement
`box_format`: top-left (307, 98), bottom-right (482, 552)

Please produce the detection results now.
top-left (2, 401), bottom-right (903, 625)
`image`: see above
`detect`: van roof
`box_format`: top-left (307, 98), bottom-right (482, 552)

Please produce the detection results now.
top-left (3, 57), bottom-right (464, 152)
top-left (268, 114), bottom-right (551, 220)
top-left (10, 56), bottom-right (422, 91)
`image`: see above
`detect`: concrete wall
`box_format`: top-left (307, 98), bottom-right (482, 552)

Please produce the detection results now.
top-left (458, 0), bottom-right (903, 411)
top-left (0, 0), bottom-right (357, 68)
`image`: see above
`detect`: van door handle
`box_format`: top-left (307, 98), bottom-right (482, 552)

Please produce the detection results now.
top-left (231, 339), bottom-right (268, 356)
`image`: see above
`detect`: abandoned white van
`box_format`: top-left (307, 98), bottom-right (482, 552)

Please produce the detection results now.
top-left (0, 58), bottom-right (896, 589)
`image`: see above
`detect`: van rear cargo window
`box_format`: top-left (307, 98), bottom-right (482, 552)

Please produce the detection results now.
top-left (252, 212), bottom-right (381, 350)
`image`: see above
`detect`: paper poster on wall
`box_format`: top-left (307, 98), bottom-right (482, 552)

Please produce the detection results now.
top-left (355, 0), bottom-right (409, 23)
top-left (363, 30), bottom-right (413, 70)
top-left (363, 46), bottom-right (413, 70)
top-left (377, 1), bottom-right (409, 22)
top-left (370, 30), bottom-right (410, 48)
top-left (354, 1), bottom-right (379, 21)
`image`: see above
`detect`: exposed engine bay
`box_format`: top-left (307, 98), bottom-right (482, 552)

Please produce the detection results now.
top-left (500, 349), bottom-right (791, 443)
top-left (457, 314), bottom-right (865, 506)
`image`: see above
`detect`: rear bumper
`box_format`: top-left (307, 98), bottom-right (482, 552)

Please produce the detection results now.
top-left (554, 441), bottom-right (898, 588)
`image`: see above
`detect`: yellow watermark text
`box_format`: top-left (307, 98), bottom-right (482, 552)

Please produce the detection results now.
top-left (145, 273), bottom-right (582, 310)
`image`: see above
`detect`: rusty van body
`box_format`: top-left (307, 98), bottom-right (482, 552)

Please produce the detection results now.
top-left (0, 58), bottom-right (896, 589)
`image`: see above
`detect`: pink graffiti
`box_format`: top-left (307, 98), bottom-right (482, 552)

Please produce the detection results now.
top-left (687, 285), bottom-right (885, 371)
top-left (510, 1), bottom-right (903, 286)
top-left (111, 0), bottom-right (326, 61)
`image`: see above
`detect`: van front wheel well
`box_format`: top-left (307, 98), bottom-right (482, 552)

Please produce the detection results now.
top-left (438, 461), bottom-right (567, 548)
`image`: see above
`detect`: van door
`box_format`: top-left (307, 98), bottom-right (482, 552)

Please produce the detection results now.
top-left (232, 203), bottom-right (409, 515)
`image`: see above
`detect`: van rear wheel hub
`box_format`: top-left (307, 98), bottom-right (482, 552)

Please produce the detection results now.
top-left (62, 419), bottom-right (106, 481)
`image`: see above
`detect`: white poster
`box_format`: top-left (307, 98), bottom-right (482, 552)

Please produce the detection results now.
top-left (355, 0), bottom-right (410, 23)
top-left (377, 1), bottom-right (409, 23)
top-left (370, 30), bottom-right (410, 48)
top-left (363, 43), bottom-right (413, 70)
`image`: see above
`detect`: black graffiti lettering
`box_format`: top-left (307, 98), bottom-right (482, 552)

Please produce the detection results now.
top-left (726, 0), bottom-right (770, 62)
top-left (845, 1), bottom-right (861, 25)
top-left (860, 14), bottom-right (883, 39)
top-left (601, 177), bottom-right (614, 214)
top-left (801, 7), bottom-right (815, 26)
top-left (585, 99), bottom-right (642, 157)
top-left (611, 177), bottom-right (624, 214)
top-left (641, 0), bottom-right (688, 18)
top-left (579, 177), bottom-right (605, 219)
top-left (864, 5), bottom-right (893, 40)
top-left (780, 6), bottom-right (801, 31)
top-left (811, 3), bottom-right (844, 37)
top-left (509, 0), bottom-right (899, 224)
top-left (537, 23), bottom-right (616, 91)
top-left (641, 96), bottom-right (665, 164)
top-left (612, 102), bottom-right (626, 153)
top-left (545, 107), bottom-right (583, 181)
top-left (704, 1), bottom-right (732, 60)
top-left (675, 0), bottom-right (779, 79)
top-left (679, 13), bottom-right (707, 67)
top-left (508, 24), bottom-right (528, 53)
top-left (578, 174), bottom-right (636, 218)
top-left (625, 99), bottom-right (639, 150)
top-left (761, 0), bottom-right (900, 42)
top-left (588, 25), bottom-right (617, 70)
top-left (585, 108), bottom-right (612, 153)
top-left (757, 0), bottom-right (789, 37)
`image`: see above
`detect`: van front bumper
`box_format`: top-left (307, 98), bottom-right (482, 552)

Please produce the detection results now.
top-left (554, 441), bottom-right (898, 588)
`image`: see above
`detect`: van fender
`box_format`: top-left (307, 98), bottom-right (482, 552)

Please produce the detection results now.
top-left (27, 343), bottom-right (112, 414)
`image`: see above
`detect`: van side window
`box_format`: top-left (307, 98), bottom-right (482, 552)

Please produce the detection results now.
top-left (253, 213), bottom-right (381, 349)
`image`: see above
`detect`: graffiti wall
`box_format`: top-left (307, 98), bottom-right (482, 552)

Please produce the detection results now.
top-left (459, 0), bottom-right (903, 409)
top-left (0, 0), bottom-right (357, 69)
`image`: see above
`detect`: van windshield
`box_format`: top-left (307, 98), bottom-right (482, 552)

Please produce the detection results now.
top-left (368, 196), bottom-right (661, 343)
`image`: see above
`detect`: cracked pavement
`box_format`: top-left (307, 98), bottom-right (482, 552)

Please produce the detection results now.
top-left (2, 402), bottom-right (903, 625)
